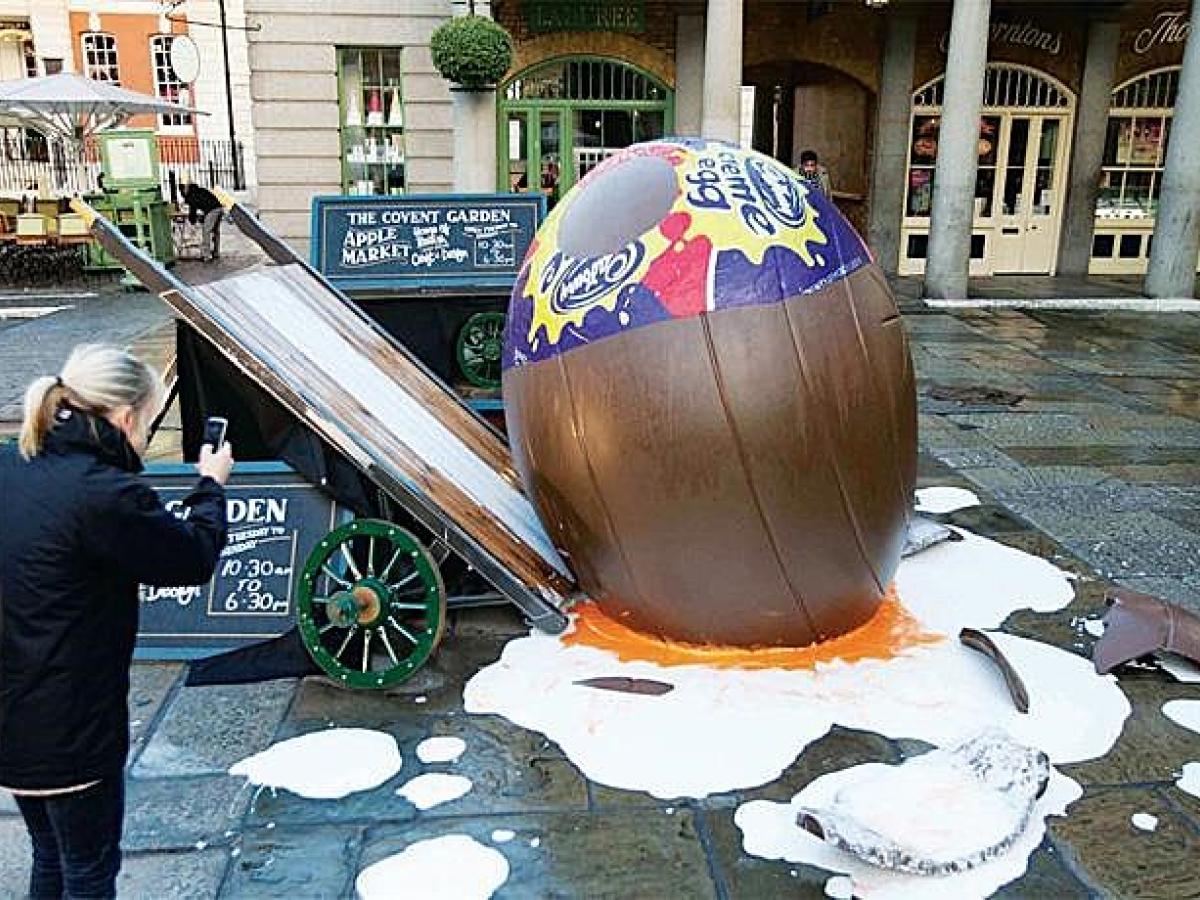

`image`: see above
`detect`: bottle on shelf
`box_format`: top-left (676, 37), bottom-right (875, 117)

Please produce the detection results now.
top-left (388, 81), bottom-right (404, 128)
top-left (367, 88), bottom-right (384, 126)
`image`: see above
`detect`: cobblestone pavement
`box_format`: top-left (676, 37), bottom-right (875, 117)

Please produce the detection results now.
top-left (1, 288), bottom-right (1199, 897)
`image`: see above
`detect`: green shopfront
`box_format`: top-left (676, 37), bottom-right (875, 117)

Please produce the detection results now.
top-left (499, 56), bottom-right (673, 206)
top-left (495, 0), bottom-right (674, 207)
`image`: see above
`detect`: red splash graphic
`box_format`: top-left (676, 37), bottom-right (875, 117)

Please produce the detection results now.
top-left (641, 211), bottom-right (712, 318)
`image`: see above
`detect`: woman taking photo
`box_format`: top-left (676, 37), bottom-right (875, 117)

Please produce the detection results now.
top-left (0, 344), bottom-right (231, 898)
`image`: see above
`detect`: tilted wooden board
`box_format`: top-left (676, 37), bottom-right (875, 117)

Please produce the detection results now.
top-left (160, 263), bottom-right (574, 618)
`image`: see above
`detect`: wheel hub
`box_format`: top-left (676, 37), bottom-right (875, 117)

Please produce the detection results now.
top-left (327, 577), bottom-right (389, 628)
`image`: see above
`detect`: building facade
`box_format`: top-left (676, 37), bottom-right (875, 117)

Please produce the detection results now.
top-left (0, 0), bottom-right (255, 194)
top-left (239, 0), bottom-right (1199, 292)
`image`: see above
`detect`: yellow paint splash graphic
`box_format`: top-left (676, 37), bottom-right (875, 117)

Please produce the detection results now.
top-left (519, 141), bottom-right (831, 353)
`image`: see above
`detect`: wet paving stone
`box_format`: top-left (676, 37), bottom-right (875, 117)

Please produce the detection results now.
top-left (124, 775), bottom-right (251, 852)
top-left (358, 809), bottom-right (717, 900)
top-left (220, 824), bottom-right (364, 898)
top-left (285, 634), bottom-right (508, 720)
top-left (245, 714), bottom-right (588, 827)
top-left (118, 849), bottom-right (231, 899)
top-left (0, 816), bottom-right (30, 890)
top-left (132, 680), bottom-right (296, 779)
top-left (739, 727), bottom-right (900, 806)
top-left (1049, 787), bottom-right (1200, 899)
top-left (127, 663), bottom-right (184, 768)
top-left (1062, 677), bottom-right (1200, 788)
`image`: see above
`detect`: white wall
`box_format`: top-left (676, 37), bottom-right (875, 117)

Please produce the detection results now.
top-left (181, 0), bottom-right (256, 196)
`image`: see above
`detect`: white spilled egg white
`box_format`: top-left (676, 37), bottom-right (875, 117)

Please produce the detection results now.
top-left (396, 773), bottom-right (473, 810)
top-left (464, 527), bottom-right (1134, 898)
top-left (415, 736), bottom-right (467, 764)
top-left (355, 835), bottom-right (508, 900)
top-left (914, 486), bottom-right (981, 515)
top-left (229, 729), bottom-right (401, 800)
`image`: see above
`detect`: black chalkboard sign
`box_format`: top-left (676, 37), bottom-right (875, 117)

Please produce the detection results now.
top-left (310, 193), bottom-right (545, 292)
top-left (136, 462), bottom-right (342, 659)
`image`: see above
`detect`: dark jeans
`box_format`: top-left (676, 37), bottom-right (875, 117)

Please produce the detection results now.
top-left (14, 778), bottom-right (124, 900)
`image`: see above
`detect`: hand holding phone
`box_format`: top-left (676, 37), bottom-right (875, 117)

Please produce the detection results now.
top-left (197, 416), bottom-right (233, 485)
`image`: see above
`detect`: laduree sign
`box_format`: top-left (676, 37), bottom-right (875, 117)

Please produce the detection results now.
top-left (311, 194), bottom-right (544, 292)
top-left (136, 463), bottom-right (341, 659)
top-left (526, 0), bottom-right (645, 34)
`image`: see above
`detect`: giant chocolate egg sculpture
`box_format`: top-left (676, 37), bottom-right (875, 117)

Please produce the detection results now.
top-left (503, 139), bottom-right (916, 647)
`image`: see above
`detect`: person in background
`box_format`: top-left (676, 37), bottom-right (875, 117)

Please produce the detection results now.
top-left (183, 181), bottom-right (224, 262)
top-left (798, 149), bottom-right (833, 200)
top-left (0, 344), bottom-right (232, 899)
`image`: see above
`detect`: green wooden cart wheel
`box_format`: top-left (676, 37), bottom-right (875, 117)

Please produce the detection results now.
top-left (296, 519), bottom-right (446, 690)
top-left (456, 311), bottom-right (506, 389)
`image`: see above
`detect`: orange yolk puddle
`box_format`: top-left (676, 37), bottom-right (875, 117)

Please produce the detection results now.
top-left (563, 584), bottom-right (944, 670)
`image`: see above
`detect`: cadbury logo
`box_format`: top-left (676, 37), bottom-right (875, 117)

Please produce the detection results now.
top-left (539, 244), bottom-right (645, 310)
top-left (684, 151), bottom-right (809, 237)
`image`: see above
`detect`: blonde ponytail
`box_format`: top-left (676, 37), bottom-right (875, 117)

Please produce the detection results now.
top-left (18, 344), bottom-right (164, 460)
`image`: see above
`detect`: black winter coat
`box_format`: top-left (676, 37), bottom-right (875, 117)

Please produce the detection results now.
top-left (0, 409), bottom-right (226, 790)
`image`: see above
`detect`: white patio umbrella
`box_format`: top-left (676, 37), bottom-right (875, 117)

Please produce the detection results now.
top-left (0, 72), bottom-right (200, 142)
top-left (0, 73), bottom-right (201, 194)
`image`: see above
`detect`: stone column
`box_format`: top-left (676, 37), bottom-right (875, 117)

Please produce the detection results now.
top-left (701, 0), bottom-right (744, 142)
top-left (1057, 19), bottom-right (1121, 277)
top-left (924, 0), bottom-right (991, 300)
top-left (675, 14), bottom-right (705, 136)
top-left (1146, 0), bottom-right (1200, 298)
top-left (449, 0), bottom-right (497, 192)
top-left (867, 11), bottom-right (918, 276)
top-left (452, 89), bottom-right (498, 192)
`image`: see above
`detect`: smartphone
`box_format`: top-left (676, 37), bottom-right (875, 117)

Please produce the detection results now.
top-left (202, 416), bottom-right (228, 451)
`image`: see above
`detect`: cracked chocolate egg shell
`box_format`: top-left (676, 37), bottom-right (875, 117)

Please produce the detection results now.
top-left (503, 140), bottom-right (916, 647)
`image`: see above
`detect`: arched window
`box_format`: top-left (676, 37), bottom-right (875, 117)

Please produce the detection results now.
top-left (150, 35), bottom-right (192, 129)
top-left (81, 31), bottom-right (119, 84)
top-left (906, 65), bottom-right (1074, 220)
top-left (504, 58), bottom-right (669, 103)
top-left (912, 64), bottom-right (1072, 112)
top-left (1097, 67), bottom-right (1179, 222)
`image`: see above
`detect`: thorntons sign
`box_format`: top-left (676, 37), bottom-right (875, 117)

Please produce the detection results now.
top-left (1134, 10), bottom-right (1191, 55)
top-left (940, 19), bottom-right (1064, 56)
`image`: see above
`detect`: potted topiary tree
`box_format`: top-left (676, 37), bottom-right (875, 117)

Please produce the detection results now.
top-left (430, 14), bottom-right (513, 90)
top-left (430, 14), bottom-right (514, 191)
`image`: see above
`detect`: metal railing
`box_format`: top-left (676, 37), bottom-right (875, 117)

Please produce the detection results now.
top-left (0, 133), bottom-right (245, 201)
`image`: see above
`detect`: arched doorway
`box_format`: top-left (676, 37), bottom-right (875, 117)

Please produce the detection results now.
top-left (498, 56), bottom-right (673, 207)
top-left (744, 61), bottom-right (875, 235)
top-left (900, 64), bottom-right (1075, 276)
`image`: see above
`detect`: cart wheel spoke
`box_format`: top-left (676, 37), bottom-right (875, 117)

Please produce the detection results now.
top-left (378, 546), bottom-right (404, 583)
top-left (379, 629), bottom-right (401, 666)
top-left (321, 565), bottom-right (351, 588)
top-left (334, 627), bottom-right (357, 660)
top-left (340, 542), bottom-right (363, 581)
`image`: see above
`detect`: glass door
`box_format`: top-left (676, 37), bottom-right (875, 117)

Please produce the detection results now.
top-left (504, 108), bottom-right (568, 210)
top-left (1024, 117), bottom-right (1063, 272)
top-left (993, 116), bottom-right (1065, 274)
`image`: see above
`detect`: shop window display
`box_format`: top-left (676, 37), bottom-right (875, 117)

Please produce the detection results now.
top-left (1096, 69), bottom-right (1178, 222)
top-left (906, 116), bottom-right (999, 218)
top-left (338, 48), bottom-right (405, 196)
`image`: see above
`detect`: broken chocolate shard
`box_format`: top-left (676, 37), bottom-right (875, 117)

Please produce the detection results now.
top-left (795, 731), bottom-right (1049, 876)
top-left (1093, 588), bottom-right (1200, 675)
top-left (902, 516), bottom-right (960, 557)
top-left (574, 676), bottom-right (675, 696)
top-left (959, 628), bottom-right (1031, 714)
